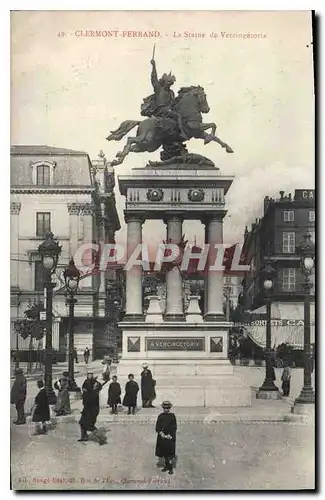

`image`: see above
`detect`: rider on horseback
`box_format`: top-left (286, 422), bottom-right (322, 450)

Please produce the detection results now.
top-left (141, 59), bottom-right (188, 141)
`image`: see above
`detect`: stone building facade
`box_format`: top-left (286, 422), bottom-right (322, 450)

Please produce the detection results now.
top-left (240, 188), bottom-right (315, 348)
top-left (10, 145), bottom-right (120, 361)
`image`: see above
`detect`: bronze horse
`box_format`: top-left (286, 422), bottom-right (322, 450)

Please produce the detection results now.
top-left (106, 86), bottom-right (233, 166)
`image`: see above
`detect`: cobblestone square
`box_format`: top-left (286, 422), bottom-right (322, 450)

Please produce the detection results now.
top-left (11, 417), bottom-right (314, 491)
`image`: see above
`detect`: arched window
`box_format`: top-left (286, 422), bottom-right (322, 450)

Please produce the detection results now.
top-left (31, 160), bottom-right (56, 185)
top-left (36, 165), bottom-right (50, 185)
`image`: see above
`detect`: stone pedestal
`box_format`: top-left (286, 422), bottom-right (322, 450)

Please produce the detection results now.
top-left (145, 296), bottom-right (163, 323)
top-left (118, 319), bottom-right (251, 407)
top-left (117, 165), bottom-right (251, 407)
top-left (186, 295), bottom-right (203, 323)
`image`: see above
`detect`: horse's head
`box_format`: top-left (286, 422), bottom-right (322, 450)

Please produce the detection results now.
top-left (174, 86), bottom-right (210, 121)
top-left (193, 86), bottom-right (210, 114)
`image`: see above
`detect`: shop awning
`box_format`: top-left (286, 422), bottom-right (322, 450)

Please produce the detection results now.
top-left (242, 302), bottom-right (315, 349)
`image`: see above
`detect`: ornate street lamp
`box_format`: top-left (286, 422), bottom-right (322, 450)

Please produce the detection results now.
top-left (63, 258), bottom-right (81, 392)
top-left (38, 231), bottom-right (62, 405)
top-left (256, 259), bottom-right (280, 399)
top-left (293, 231), bottom-right (315, 408)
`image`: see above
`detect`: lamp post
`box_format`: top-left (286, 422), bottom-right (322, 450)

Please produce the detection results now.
top-left (38, 231), bottom-right (62, 405)
top-left (15, 328), bottom-right (20, 370)
top-left (293, 232), bottom-right (315, 409)
top-left (63, 258), bottom-right (81, 392)
top-left (256, 260), bottom-right (280, 399)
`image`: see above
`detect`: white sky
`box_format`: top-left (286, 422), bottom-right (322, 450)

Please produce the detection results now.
top-left (11, 10), bottom-right (315, 246)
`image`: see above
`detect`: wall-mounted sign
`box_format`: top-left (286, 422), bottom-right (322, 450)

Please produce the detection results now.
top-left (234, 319), bottom-right (315, 327)
top-left (294, 189), bottom-right (315, 201)
top-left (146, 337), bottom-right (205, 351)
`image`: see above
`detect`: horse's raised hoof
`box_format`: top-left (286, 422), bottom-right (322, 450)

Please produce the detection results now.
top-left (226, 147), bottom-right (234, 153)
top-left (111, 159), bottom-right (121, 166)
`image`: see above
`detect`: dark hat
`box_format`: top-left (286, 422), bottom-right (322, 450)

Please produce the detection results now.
top-left (14, 368), bottom-right (23, 375)
top-left (62, 371), bottom-right (69, 377)
top-left (161, 401), bottom-right (172, 409)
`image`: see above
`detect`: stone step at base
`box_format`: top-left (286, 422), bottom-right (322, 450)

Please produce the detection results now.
top-left (26, 411), bottom-right (292, 425)
top-left (117, 359), bottom-right (234, 378)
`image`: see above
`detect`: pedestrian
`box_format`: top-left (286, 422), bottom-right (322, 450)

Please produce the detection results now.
top-left (107, 375), bottom-right (121, 414)
top-left (271, 365), bottom-right (277, 383)
top-left (101, 356), bottom-right (111, 383)
top-left (31, 380), bottom-right (50, 434)
top-left (84, 347), bottom-right (90, 364)
top-left (10, 368), bottom-right (27, 425)
top-left (281, 364), bottom-right (292, 397)
top-left (141, 363), bottom-right (156, 408)
top-left (78, 372), bottom-right (108, 443)
top-left (123, 374), bottom-right (139, 415)
top-left (54, 371), bottom-right (71, 416)
top-left (155, 401), bottom-right (177, 475)
top-left (73, 347), bottom-right (79, 364)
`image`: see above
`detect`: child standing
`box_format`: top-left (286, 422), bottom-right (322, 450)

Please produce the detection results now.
top-left (123, 374), bottom-right (139, 415)
top-left (107, 375), bottom-right (121, 414)
top-left (32, 380), bottom-right (50, 434)
top-left (281, 365), bottom-right (292, 397)
top-left (155, 401), bottom-right (177, 475)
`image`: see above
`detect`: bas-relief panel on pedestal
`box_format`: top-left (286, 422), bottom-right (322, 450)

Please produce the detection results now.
top-left (210, 336), bottom-right (223, 353)
top-left (127, 336), bottom-right (140, 352)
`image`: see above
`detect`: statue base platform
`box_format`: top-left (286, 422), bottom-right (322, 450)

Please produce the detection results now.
top-left (117, 320), bottom-right (252, 407)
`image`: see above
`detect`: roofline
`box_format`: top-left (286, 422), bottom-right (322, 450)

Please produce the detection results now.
top-left (10, 147), bottom-right (89, 157)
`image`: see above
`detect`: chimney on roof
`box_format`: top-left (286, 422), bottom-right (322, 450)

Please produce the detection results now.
top-left (279, 191), bottom-right (284, 199)
top-left (264, 196), bottom-right (270, 214)
top-left (288, 193), bottom-right (292, 201)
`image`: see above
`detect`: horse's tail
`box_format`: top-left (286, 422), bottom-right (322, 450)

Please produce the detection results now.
top-left (106, 120), bottom-right (140, 142)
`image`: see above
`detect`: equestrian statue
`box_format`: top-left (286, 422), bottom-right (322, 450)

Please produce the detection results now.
top-left (106, 47), bottom-right (233, 167)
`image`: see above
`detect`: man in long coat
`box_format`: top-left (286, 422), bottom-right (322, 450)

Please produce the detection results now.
top-left (78, 372), bottom-right (107, 442)
top-left (155, 401), bottom-right (177, 475)
top-left (140, 363), bottom-right (156, 408)
top-left (10, 368), bottom-right (27, 424)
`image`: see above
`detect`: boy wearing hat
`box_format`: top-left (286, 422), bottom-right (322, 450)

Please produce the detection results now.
top-left (155, 401), bottom-right (177, 475)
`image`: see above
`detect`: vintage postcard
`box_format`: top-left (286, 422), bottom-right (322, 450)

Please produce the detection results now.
top-left (10, 10), bottom-right (315, 491)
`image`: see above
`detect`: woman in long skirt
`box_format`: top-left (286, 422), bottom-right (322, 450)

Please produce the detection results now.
top-left (141, 363), bottom-right (156, 408)
top-left (54, 371), bottom-right (71, 416)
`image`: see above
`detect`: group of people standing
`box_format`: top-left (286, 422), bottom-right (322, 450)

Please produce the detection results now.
top-left (78, 370), bottom-right (177, 474)
top-left (10, 368), bottom-right (50, 434)
top-left (106, 362), bottom-right (156, 415)
top-left (11, 362), bottom-right (178, 475)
